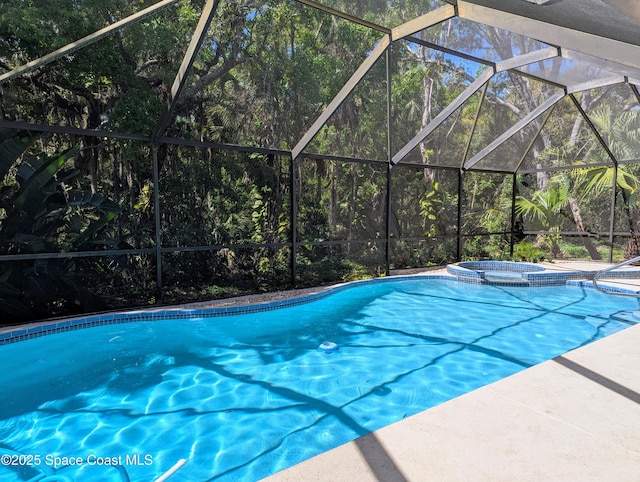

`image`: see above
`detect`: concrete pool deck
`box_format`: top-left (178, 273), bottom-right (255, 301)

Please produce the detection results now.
top-left (264, 262), bottom-right (640, 482)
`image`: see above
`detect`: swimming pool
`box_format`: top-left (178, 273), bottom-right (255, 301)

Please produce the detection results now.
top-left (1, 276), bottom-right (638, 481)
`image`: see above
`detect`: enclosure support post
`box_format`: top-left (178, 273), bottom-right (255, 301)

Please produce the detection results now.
top-left (385, 46), bottom-right (393, 276)
top-left (152, 144), bottom-right (163, 302)
top-left (291, 156), bottom-right (298, 288)
top-left (608, 164), bottom-right (618, 263)
top-left (510, 173), bottom-right (518, 257)
top-left (456, 170), bottom-right (463, 261)
top-left (385, 164), bottom-right (392, 276)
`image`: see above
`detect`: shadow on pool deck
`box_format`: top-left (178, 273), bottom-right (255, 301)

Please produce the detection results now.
top-left (264, 269), bottom-right (640, 482)
top-left (553, 355), bottom-right (640, 406)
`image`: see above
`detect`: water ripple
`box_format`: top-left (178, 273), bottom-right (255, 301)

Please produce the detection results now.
top-left (1, 280), bottom-right (637, 481)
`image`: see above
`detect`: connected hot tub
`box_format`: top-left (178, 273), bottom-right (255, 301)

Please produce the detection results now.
top-left (448, 261), bottom-right (564, 286)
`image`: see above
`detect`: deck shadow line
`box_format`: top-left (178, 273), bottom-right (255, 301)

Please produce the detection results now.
top-left (554, 355), bottom-right (640, 405)
top-left (354, 431), bottom-right (409, 482)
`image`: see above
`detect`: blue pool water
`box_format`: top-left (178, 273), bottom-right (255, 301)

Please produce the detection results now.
top-left (0, 278), bottom-right (638, 481)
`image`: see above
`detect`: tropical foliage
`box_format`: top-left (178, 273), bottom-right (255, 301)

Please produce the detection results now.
top-left (0, 129), bottom-right (122, 320)
top-left (1, 1), bottom-right (639, 323)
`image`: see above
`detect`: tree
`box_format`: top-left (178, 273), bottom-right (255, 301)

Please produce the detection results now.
top-left (515, 179), bottom-right (570, 258)
top-left (573, 106), bottom-right (640, 257)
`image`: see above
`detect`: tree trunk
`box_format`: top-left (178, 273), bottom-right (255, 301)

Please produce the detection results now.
top-left (568, 197), bottom-right (601, 260)
top-left (625, 234), bottom-right (640, 259)
top-left (622, 189), bottom-right (640, 258)
top-left (419, 75), bottom-right (436, 182)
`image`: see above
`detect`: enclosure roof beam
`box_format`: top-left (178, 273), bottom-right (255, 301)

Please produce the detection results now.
top-left (404, 35), bottom-right (494, 68)
top-left (457, 0), bottom-right (640, 72)
top-left (508, 68), bottom-right (568, 92)
top-left (295, 0), bottom-right (391, 34)
top-left (568, 93), bottom-right (619, 168)
top-left (560, 52), bottom-right (626, 93)
top-left (495, 47), bottom-right (559, 73)
top-left (513, 106), bottom-right (555, 173)
top-left (390, 5), bottom-right (456, 40)
top-left (463, 90), bottom-right (565, 171)
top-left (562, 49), bottom-right (640, 83)
top-left (512, 48), bottom-right (637, 93)
top-left (459, 83), bottom-right (488, 170)
top-left (153, 0), bottom-right (221, 141)
top-left (402, 36), bottom-right (572, 95)
top-left (0, 0), bottom-right (179, 85)
top-left (391, 67), bottom-right (494, 165)
top-left (391, 46), bottom-right (558, 167)
top-left (291, 35), bottom-right (390, 160)
top-left (565, 76), bottom-right (626, 94)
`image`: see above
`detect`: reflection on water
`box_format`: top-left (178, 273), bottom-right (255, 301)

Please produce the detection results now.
top-left (0, 280), bottom-right (637, 481)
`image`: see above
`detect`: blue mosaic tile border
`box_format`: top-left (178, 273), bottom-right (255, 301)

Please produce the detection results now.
top-left (525, 271), bottom-right (587, 286)
top-left (1, 272), bottom-right (636, 346)
top-left (455, 261), bottom-right (545, 274)
top-left (566, 280), bottom-right (640, 294)
top-left (448, 261), bottom-right (640, 287)
top-left (0, 275), bottom-right (456, 345)
top-left (447, 261), bottom-right (546, 285)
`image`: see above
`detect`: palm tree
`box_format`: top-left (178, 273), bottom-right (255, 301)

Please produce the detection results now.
top-left (573, 106), bottom-right (640, 257)
top-left (515, 179), bottom-right (570, 258)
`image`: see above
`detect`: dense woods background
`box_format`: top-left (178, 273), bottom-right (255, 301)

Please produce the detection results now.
top-left (1, 0), bottom-right (640, 323)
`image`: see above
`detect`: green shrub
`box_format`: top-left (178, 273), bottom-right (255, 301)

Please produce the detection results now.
top-left (512, 241), bottom-right (549, 262)
top-left (341, 260), bottom-right (371, 282)
top-left (560, 243), bottom-right (589, 259)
